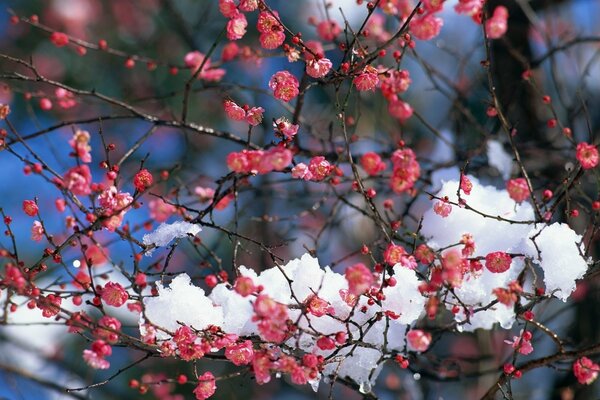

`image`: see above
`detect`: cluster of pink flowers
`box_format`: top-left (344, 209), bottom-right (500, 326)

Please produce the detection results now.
top-left (389, 147), bottom-right (420, 194)
top-left (83, 340), bottom-right (112, 370)
top-left (505, 330), bottom-right (534, 355)
top-left (69, 129), bottom-right (92, 162)
top-left (291, 156), bottom-right (333, 181)
top-left (383, 243), bottom-right (416, 269)
top-left (223, 100), bottom-right (264, 126)
top-left (226, 146), bottom-right (293, 174)
top-left (354, 65), bottom-right (380, 91)
top-left (219, 0), bottom-right (248, 41)
top-left (62, 165), bottom-right (92, 196)
top-left (252, 294), bottom-right (290, 343)
top-left (55, 88), bottom-right (76, 109)
top-left (97, 185), bottom-right (133, 231)
top-left (184, 51), bottom-right (225, 82)
top-left (409, 0), bottom-right (444, 41)
top-left (252, 349), bottom-right (323, 386)
top-left (257, 11), bottom-right (285, 49)
top-left (269, 71), bottom-right (300, 102)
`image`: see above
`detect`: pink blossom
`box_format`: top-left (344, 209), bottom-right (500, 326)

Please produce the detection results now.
top-left (461, 175), bottom-right (473, 195)
top-left (55, 88), bottom-right (76, 109)
top-left (306, 58), bottom-right (332, 78)
top-left (234, 276), bottom-right (256, 297)
top-left (485, 251), bottom-right (512, 273)
top-left (63, 165), bottom-right (92, 196)
top-left (218, 0), bottom-right (238, 18)
top-left (260, 31), bottom-right (286, 50)
top-left (308, 156), bottom-right (332, 181)
top-left (454, 0), bottom-right (483, 18)
top-left (486, 6), bottom-right (508, 39)
top-left (576, 142), bottom-right (599, 169)
top-left (239, 0), bottom-right (258, 11)
top-left (316, 336), bottom-right (336, 350)
top-left (193, 372), bottom-right (216, 400)
top-left (345, 263), bottom-right (374, 296)
top-left (380, 70), bottom-right (411, 100)
top-left (303, 40), bottom-right (324, 61)
top-left (184, 51), bottom-right (226, 82)
top-left (388, 98), bottom-right (414, 121)
top-left (133, 169), bottom-right (153, 192)
top-left (269, 71), bottom-right (300, 102)
top-left (225, 340), bottom-right (254, 366)
top-left (101, 281), bottom-right (129, 307)
top-left (224, 100), bottom-right (246, 121)
top-left (573, 357), bottom-right (599, 385)
top-left (360, 152), bottom-right (386, 176)
top-left (291, 163), bottom-right (312, 180)
top-left (316, 20), bottom-right (341, 41)
top-left (264, 146), bottom-right (293, 171)
top-left (22, 200), bottom-right (38, 216)
top-left (221, 42), bottom-right (239, 61)
top-left (227, 13), bottom-right (247, 41)
top-left (433, 200), bottom-right (452, 217)
top-left (245, 106), bottom-right (264, 126)
top-left (274, 117), bottom-right (299, 139)
top-left (506, 178), bottom-right (530, 203)
top-left (252, 351), bottom-right (273, 384)
top-left (83, 349), bottom-right (110, 369)
top-left (354, 65), bottom-right (379, 91)
top-left (195, 186), bottom-right (216, 202)
top-left (253, 294), bottom-right (289, 343)
top-left (410, 14), bottom-right (444, 41)
top-left (504, 330), bottom-right (534, 355)
top-left (95, 315), bottom-right (122, 343)
top-left (148, 199), bottom-right (176, 222)
top-left (37, 294), bottom-right (61, 318)
top-left (31, 220), bottom-right (44, 242)
top-left (384, 243), bottom-right (407, 265)
top-left (305, 294), bottom-right (332, 317)
top-left (227, 151), bottom-right (249, 173)
top-left (69, 129), bottom-right (91, 163)
top-left (407, 329), bottom-right (432, 352)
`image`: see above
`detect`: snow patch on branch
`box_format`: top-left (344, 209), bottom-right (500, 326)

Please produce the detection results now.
top-left (142, 221), bottom-right (201, 255)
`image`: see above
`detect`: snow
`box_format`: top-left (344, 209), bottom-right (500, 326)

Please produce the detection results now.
top-left (143, 274), bottom-right (223, 340)
top-left (524, 223), bottom-right (588, 301)
top-left (142, 221), bottom-right (201, 255)
top-left (487, 140), bottom-right (514, 179)
top-left (421, 177), bottom-right (590, 329)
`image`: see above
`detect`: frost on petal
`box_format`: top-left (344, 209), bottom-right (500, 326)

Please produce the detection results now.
top-left (524, 223), bottom-right (588, 301)
top-left (142, 274), bottom-right (223, 340)
top-left (487, 140), bottom-right (513, 180)
top-left (142, 221), bottom-right (201, 255)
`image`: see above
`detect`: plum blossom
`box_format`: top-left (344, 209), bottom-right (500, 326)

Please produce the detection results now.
top-left (576, 142), bottom-right (599, 169)
top-left (486, 6), bottom-right (509, 39)
top-left (269, 71), bottom-right (299, 102)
